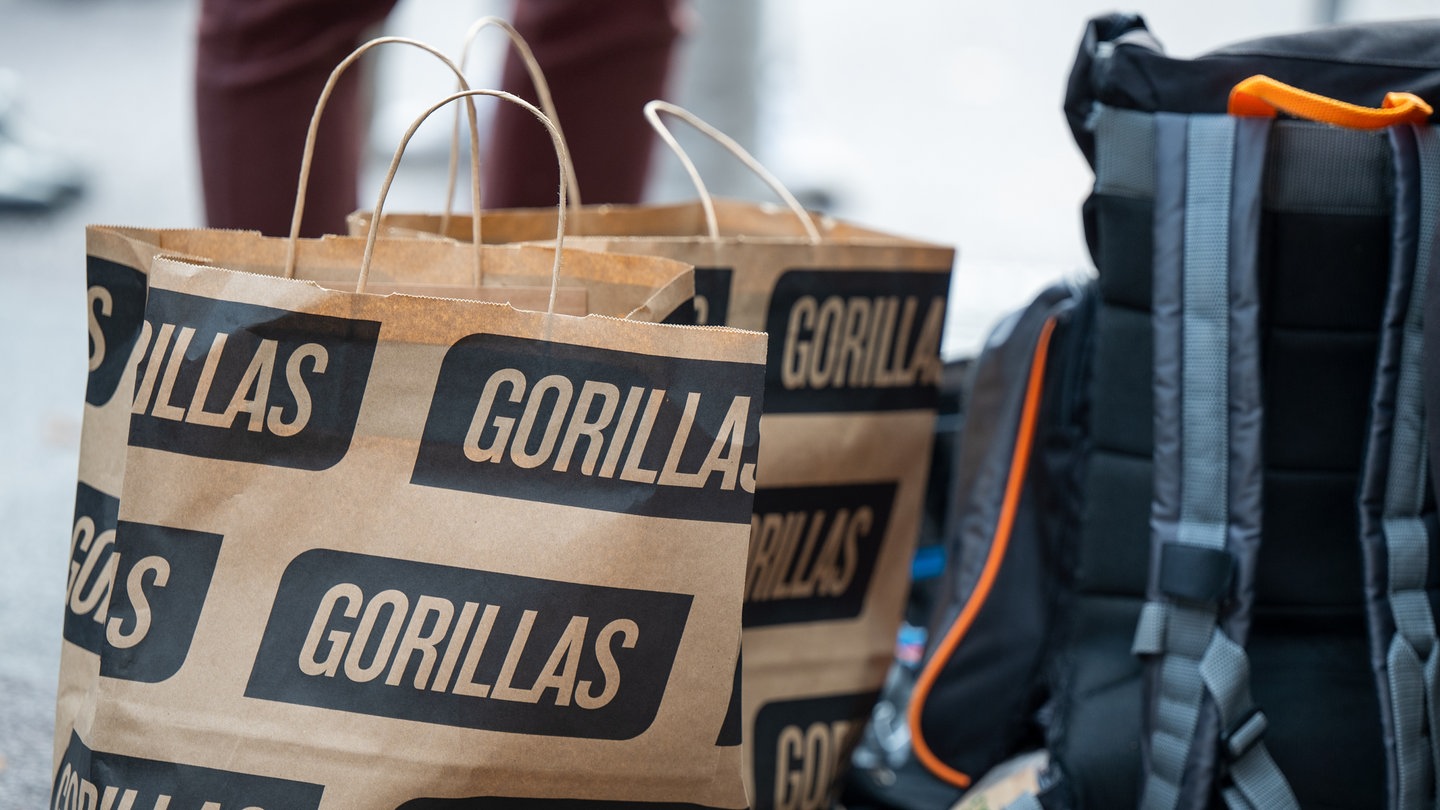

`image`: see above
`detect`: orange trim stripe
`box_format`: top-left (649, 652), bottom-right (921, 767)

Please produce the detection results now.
top-left (908, 316), bottom-right (1059, 790)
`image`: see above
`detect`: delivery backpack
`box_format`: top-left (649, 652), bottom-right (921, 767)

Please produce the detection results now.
top-left (903, 14), bottom-right (1440, 810)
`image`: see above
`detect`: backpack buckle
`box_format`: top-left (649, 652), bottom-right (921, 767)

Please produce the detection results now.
top-left (1222, 707), bottom-right (1268, 761)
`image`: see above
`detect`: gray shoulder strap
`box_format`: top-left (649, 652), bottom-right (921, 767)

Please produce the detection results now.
top-left (1362, 122), bottom-right (1440, 810)
top-left (1130, 111), bottom-right (1298, 810)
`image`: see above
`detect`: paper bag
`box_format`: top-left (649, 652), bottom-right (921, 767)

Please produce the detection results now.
top-left (59, 61), bottom-right (694, 792)
top-left (55, 243), bottom-right (763, 806)
top-left (60, 225), bottom-right (694, 764)
top-left (352, 103), bottom-right (956, 809)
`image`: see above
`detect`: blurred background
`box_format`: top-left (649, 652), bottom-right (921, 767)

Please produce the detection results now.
top-left (0, 0), bottom-right (1431, 805)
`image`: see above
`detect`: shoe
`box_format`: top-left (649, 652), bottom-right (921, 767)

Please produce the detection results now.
top-left (0, 69), bottom-right (86, 210)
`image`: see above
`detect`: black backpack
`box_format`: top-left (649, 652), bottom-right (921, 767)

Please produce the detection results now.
top-left (904, 14), bottom-right (1440, 810)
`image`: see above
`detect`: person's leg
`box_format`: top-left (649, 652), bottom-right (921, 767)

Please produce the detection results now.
top-left (195, 0), bottom-right (395, 236)
top-left (485, 0), bottom-right (686, 209)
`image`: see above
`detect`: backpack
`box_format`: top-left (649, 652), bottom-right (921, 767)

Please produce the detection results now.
top-left (904, 14), bottom-right (1440, 810)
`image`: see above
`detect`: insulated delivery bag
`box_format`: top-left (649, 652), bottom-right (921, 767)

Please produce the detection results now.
top-left (905, 15), bottom-right (1440, 810)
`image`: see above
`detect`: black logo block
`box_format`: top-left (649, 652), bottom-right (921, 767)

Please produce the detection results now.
top-left (86, 255), bottom-right (148, 407)
top-left (751, 691), bottom-right (881, 810)
top-left (412, 334), bottom-right (763, 524)
top-left (100, 521), bottom-right (224, 683)
top-left (660, 267), bottom-right (733, 327)
top-left (248, 549), bottom-right (694, 741)
top-left (764, 269), bottom-right (949, 413)
top-left (53, 731), bottom-right (325, 809)
top-left (65, 494), bottom-right (221, 685)
top-left (743, 482), bottom-right (897, 628)
top-left (64, 482), bottom-right (123, 655)
top-left (128, 287), bottom-right (380, 470)
top-left (694, 267), bottom-right (734, 326)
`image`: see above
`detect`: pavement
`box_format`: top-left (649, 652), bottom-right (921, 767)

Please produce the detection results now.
top-left (0, 0), bottom-right (1406, 805)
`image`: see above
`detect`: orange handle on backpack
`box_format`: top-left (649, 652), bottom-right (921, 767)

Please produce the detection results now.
top-left (1228, 75), bottom-right (1432, 129)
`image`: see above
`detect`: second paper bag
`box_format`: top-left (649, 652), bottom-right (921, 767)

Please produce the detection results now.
top-left (357, 193), bottom-right (956, 809)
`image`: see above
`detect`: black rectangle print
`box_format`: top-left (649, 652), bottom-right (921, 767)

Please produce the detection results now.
top-left (128, 287), bottom-right (380, 470)
top-left (247, 549), bottom-right (693, 740)
top-left (86, 255), bottom-right (148, 407)
top-left (53, 731), bottom-right (324, 809)
top-left (764, 269), bottom-right (949, 413)
top-left (64, 482), bottom-right (122, 654)
top-left (412, 333), bottom-right (763, 523)
top-left (100, 521), bottom-right (224, 683)
top-left (743, 483), bottom-right (896, 628)
top-left (659, 267), bottom-right (732, 327)
top-left (751, 691), bottom-right (881, 810)
top-left (65, 491), bottom-right (224, 685)
top-left (695, 267), bottom-right (734, 326)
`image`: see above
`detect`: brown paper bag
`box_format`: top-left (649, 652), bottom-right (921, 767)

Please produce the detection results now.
top-left (62, 222), bottom-right (693, 776)
top-left (353, 101), bottom-right (956, 809)
top-left (57, 88), bottom-right (760, 808)
top-left (58, 245), bottom-right (761, 807)
top-left (57, 30), bottom-right (688, 772)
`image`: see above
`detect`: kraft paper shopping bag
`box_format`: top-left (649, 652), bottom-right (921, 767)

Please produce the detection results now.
top-left (352, 100), bottom-right (956, 809)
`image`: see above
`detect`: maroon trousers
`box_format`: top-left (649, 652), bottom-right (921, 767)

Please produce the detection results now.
top-left (196, 0), bottom-right (683, 237)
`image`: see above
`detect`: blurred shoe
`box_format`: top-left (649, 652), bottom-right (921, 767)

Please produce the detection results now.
top-left (0, 69), bottom-right (87, 210)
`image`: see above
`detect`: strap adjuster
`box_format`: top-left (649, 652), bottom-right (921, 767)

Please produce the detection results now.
top-left (1222, 708), bottom-right (1268, 761)
top-left (1158, 542), bottom-right (1234, 605)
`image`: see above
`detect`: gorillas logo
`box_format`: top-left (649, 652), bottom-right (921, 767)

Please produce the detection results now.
top-left (85, 256), bottom-right (147, 407)
top-left (247, 550), bottom-right (692, 740)
top-left (63, 492), bottom-right (222, 684)
top-left (128, 288), bottom-right (380, 470)
top-left (751, 692), bottom-right (879, 810)
top-left (63, 483), bottom-right (122, 656)
top-left (743, 483), bottom-right (896, 628)
top-left (412, 334), bottom-right (764, 524)
top-left (99, 521), bottom-right (223, 682)
top-left (52, 732), bottom-right (324, 809)
top-left (764, 269), bottom-right (949, 413)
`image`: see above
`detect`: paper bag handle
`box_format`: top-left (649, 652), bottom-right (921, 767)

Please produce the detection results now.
top-left (363, 88), bottom-right (570, 316)
top-left (441, 16), bottom-right (582, 236)
top-left (1228, 74), bottom-right (1433, 129)
top-left (285, 37), bottom-right (483, 283)
top-left (644, 100), bottom-right (821, 244)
